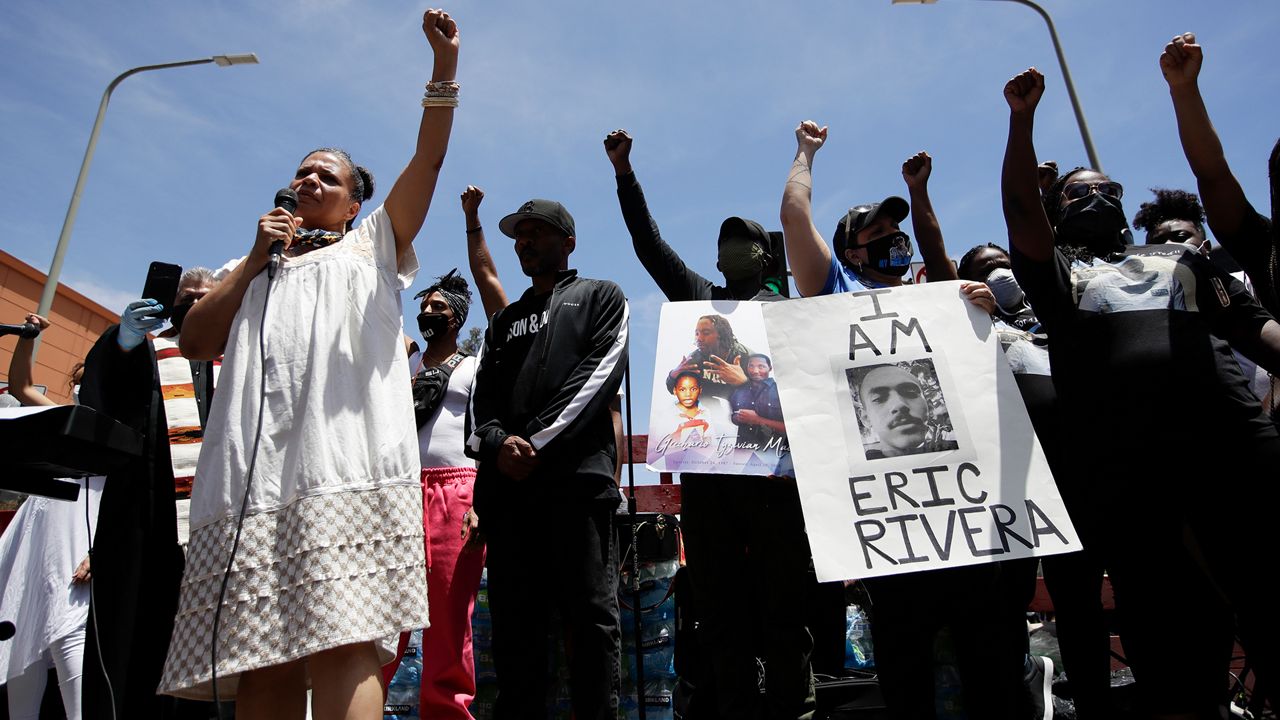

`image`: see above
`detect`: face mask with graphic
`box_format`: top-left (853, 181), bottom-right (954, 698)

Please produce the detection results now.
top-left (984, 268), bottom-right (1027, 313)
top-left (862, 231), bottom-right (913, 276)
top-left (417, 311), bottom-right (451, 340)
top-left (1055, 193), bottom-right (1129, 255)
top-left (718, 237), bottom-right (768, 281)
top-left (169, 302), bottom-right (194, 333)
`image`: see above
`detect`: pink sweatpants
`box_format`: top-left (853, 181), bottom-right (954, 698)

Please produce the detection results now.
top-left (381, 466), bottom-right (487, 719)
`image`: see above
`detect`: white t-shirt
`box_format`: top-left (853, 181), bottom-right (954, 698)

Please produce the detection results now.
top-left (191, 205), bottom-right (420, 528)
top-left (416, 354), bottom-right (478, 469)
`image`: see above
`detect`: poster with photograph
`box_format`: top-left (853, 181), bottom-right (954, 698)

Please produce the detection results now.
top-left (645, 301), bottom-right (792, 476)
top-left (762, 281), bottom-right (1079, 582)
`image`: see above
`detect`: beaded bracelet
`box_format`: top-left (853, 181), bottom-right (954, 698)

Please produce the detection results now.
top-left (422, 80), bottom-right (460, 108)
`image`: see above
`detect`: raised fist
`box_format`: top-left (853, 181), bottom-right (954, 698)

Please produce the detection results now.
top-left (603, 129), bottom-right (633, 171)
top-left (461, 185), bottom-right (484, 216)
top-left (795, 120), bottom-right (828, 154)
top-left (1004, 67), bottom-right (1045, 115)
top-left (1160, 32), bottom-right (1202, 89)
top-left (423, 9), bottom-right (460, 56)
top-left (902, 151), bottom-right (932, 189)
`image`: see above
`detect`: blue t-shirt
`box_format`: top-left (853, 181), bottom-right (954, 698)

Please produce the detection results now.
top-left (814, 255), bottom-right (883, 296)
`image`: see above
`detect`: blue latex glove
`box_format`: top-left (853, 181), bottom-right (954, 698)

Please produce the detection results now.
top-left (118, 299), bottom-right (165, 351)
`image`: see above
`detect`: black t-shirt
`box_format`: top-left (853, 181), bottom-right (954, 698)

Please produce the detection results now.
top-left (485, 290), bottom-right (552, 439)
top-left (993, 315), bottom-right (1058, 453)
top-left (1013, 243), bottom-right (1273, 437)
top-left (1215, 205), bottom-right (1280, 317)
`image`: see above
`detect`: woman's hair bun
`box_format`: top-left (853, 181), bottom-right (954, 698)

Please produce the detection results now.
top-left (356, 166), bottom-right (375, 202)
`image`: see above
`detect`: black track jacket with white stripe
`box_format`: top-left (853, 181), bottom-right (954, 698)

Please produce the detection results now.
top-left (467, 270), bottom-right (629, 509)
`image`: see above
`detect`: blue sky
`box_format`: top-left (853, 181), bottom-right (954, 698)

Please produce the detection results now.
top-left (3, 1), bottom-right (1278, 473)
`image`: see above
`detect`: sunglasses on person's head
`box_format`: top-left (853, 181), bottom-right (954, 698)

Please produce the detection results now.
top-left (843, 205), bottom-right (876, 242)
top-left (1062, 180), bottom-right (1123, 201)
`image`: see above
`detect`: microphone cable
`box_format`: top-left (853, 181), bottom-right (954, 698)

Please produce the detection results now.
top-left (85, 476), bottom-right (117, 720)
top-left (210, 259), bottom-right (280, 719)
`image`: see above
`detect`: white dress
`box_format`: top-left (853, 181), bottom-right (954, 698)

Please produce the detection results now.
top-left (159, 206), bottom-right (428, 699)
top-left (0, 476), bottom-right (103, 682)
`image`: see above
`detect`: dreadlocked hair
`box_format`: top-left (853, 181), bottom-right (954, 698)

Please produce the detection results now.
top-left (698, 314), bottom-right (737, 359)
top-left (957, 243), bottom-right (1009, 282)
top-left (1132, 188), bottom-right (1206, 236)
top-left (414, 269), bottom-right (473, 328)
top-left (1043, 166), bottom-right (1109, 264)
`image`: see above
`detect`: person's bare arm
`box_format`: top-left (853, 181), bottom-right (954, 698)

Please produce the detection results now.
top-left (780, 121), bottom-right (834, 296)
top-left (1001, 68), bottom-right (1056, 263)
top-left (611, 395), bottom-right (624, 484)
top-left (7, 313), bottom-right (57, 406)
top-left (902, 151), bottom-right (957, 281)
top-left (461, 185), bottom-right (509, 316)
top-left (733, 408), bottom-right (786, 434)
top-left (180, 208), bottom-right (298, 360)
top-left (1161, 32), bottom-right (1252, 238)
top-left (383, 9), bottom-right (460, 257)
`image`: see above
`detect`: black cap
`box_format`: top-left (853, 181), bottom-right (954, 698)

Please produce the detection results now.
top-left (499, 199), bottom-right (576, 239)
top-left (832, 196), bottom-right (909, 262)
top-left (717, 216), bottom-right (770, 248)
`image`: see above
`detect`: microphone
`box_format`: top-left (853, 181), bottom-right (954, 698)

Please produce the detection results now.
top-left (0, 323), bottom-right (39, 339)
top-left (0, 621), bottom-right (15, 641)
top-left (268, 188), bottom-right (299, 280)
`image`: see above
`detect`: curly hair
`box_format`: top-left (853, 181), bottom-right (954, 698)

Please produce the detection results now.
top-left (1132, 188), bottom-right (1206, 237)
top-left (956, 243), bottom-right (1009, 282)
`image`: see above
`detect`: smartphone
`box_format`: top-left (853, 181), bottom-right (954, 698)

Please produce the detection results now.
top-left (141, 261), bottom-right (182, 320)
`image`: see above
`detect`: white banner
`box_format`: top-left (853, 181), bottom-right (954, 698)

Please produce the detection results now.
top-left (645, 301), bottom-right (792, 476)
top-left (762, 281), bottom-right (1078, 581)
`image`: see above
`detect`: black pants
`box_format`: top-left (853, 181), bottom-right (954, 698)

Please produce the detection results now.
top-left (485, 492), bottom-right (621, 720)
top-left (863, 563), bottom-right (1024, 720)
top-left (680, 474), bottom-right (816, 720)
top-left (1088, 429), bottom-right (1278, 717)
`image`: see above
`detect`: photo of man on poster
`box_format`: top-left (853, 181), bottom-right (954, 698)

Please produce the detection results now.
top-left (847, 360), bottom-right (959, 459)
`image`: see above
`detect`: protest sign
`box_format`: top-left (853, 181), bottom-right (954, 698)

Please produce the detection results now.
top-left (645, 301), bottom-right (792, 476)
top-left (762, 281), bottom-right (1078, 581)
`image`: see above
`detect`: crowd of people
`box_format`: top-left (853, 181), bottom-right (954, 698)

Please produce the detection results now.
top-left (2, 12), bottom-right (1279, 720)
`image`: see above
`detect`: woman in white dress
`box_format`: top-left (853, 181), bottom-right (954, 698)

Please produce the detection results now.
top-left (157, 10), bottom-right (460, 720)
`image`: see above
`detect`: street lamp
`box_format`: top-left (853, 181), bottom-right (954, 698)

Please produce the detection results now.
top-left (33, 53), bottom-right (260, 353)
top-left (891, 0), bottom-right (1103, 172)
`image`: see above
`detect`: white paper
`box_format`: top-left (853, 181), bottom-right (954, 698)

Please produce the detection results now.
top-left (762, 281), bottom-right (1079, 581)
top-left (645, 301), bottom-right (792, 477)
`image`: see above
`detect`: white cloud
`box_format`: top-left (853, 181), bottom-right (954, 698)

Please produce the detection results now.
top-left (61, 272), bottom-right (137, 316)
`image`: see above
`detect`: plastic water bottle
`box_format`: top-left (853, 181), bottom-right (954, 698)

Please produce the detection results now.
top-left (845, 605), bottom-right (875, 670)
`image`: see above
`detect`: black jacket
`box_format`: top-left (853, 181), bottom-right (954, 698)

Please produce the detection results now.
top-left (78, 326), bottom-right (186, 719)
top-left (467, 270), bottom-right (629, 510)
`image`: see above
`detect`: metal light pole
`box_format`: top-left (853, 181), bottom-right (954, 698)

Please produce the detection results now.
top-left (891, 0), bottom-right (1103, 172)
top-left (33, 53), bottom-right (259, 354)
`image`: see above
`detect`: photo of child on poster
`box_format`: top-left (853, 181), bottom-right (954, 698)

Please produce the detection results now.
top-left (647, 302), bottom-right (792, 476)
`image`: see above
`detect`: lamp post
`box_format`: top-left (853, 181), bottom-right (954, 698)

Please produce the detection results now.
top-left (891, 0), bottom-right (1102, 172)
top-left (33, 54), bottom-right (259, 352)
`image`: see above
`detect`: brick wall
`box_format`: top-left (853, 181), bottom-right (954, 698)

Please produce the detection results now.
top-left (0, 250), bottom-right (117, 405)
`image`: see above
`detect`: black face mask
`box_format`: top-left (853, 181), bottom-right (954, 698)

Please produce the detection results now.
top-left (169, 302), bottom-right (194, 333)
top-left (417, 312), bottom-right (451, 340)
top-left (863, 231), bottom-right (913, 276)
top-left (1056, 193), bottom-right (1129, 255)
